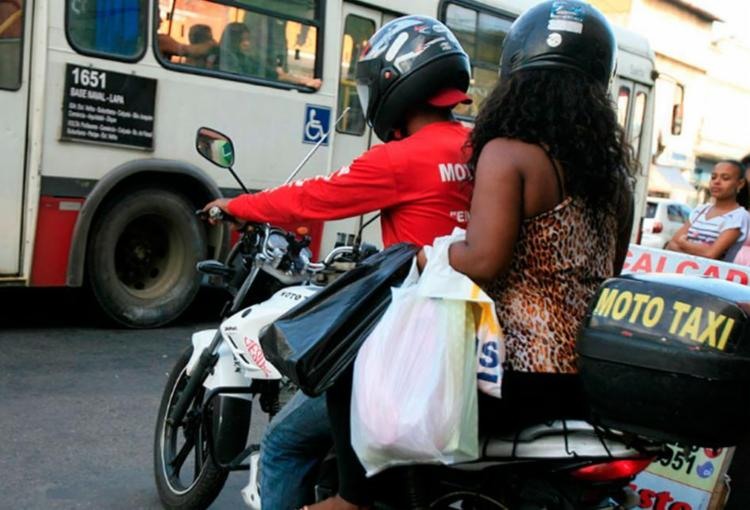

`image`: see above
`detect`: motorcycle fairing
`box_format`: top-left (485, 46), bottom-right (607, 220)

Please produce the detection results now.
top-left (187, 329), bottom-right (254, 401)
top-left (219, 284), bottom-right (322, 379)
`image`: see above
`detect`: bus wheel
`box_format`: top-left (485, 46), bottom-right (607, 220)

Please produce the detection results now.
top-left (87, 188), bottom-right (207, 328)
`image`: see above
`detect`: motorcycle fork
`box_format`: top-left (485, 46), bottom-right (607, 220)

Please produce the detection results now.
top-left (200, 381), bottom-right (280, 471)
top-left (167, 330), bottom-right (223, 426)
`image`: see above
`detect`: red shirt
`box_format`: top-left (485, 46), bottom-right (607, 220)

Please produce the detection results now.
top-left (227, 121), bottom-right (473, 247)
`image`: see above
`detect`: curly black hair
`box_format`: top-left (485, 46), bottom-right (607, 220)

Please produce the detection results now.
top-left (468, 69), bottom-right (636, 215)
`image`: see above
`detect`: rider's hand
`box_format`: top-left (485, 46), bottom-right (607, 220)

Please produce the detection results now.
top-left (202, 198), bottom-right (231, 226)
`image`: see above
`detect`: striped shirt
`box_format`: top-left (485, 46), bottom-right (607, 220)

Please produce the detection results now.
top-left (687, 204), bottom-right (750, 261)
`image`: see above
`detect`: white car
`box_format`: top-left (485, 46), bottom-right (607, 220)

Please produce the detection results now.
top-left (640, 198), bottom-right (692, 249)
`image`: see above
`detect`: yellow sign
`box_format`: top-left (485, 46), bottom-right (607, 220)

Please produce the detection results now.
top-left (592, 288), bottom-right (736, 351)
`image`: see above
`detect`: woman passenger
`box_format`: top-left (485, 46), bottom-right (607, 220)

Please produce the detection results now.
top-left (446, 0), bottom-right (634, 429)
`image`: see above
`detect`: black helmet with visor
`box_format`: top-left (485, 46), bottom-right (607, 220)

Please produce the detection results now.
top-left (355, 15), bottom-right (472, 141)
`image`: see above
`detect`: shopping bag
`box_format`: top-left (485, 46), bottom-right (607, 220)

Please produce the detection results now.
top-left (420, 228), bottom-right (504, 398)
top-left (351, 229), bottom-right (504, 476)
top-left (259, 242), bottom-right (418, 397)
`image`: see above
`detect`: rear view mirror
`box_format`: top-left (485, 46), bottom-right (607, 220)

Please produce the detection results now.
top-left (196, 127), bottom-right (235, 168)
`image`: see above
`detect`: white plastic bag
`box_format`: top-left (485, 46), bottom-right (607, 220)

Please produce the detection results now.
top-left (421, 229), bottom-right (504, 398)
top-left (351, 228), bottom-right (504, 476)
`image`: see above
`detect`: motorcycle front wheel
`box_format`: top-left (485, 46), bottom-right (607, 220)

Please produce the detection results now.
top-left (154, 346), bottom-right (228, 510)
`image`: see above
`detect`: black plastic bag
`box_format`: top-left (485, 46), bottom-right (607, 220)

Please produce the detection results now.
top-left (259, 243), bottom-right (418, 396)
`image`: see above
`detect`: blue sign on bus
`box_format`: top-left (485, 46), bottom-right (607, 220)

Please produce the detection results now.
top-left (303, 104), bottom-right (331, 145)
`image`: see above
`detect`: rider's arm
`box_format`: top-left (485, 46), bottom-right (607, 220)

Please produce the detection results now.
top-left (225, 145), bottom-right (401, 224)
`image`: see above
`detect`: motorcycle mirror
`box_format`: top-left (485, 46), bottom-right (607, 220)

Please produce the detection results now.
top-left (196, 127), bottom-right (235, 169)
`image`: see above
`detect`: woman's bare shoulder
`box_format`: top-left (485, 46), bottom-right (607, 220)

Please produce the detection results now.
top-left (480, 137), bottom-right (545, 155)
top-left (477, 138), bottom-right (550, 174)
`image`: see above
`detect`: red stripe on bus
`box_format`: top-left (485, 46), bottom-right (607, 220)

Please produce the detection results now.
top-left (30, 196), bottom-right (83, 287)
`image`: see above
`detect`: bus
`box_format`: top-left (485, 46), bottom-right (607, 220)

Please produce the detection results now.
top-left (0, 0), bottom-right (655, 327)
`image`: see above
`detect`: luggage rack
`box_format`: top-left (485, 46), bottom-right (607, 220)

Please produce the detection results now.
top-left (478, 419), bottom-right (665, 461)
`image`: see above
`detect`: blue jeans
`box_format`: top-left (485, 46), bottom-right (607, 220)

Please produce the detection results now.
top-left (260, 391), bottom-right (332, 509)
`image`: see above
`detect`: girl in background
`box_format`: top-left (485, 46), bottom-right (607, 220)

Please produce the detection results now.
top-left (667, 160), bottom-right (750, 262)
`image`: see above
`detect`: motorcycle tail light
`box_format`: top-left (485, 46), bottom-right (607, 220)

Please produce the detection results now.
top-left (569, 458), bottom-right (653, 482)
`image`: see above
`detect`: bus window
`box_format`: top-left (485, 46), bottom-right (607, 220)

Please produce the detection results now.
top-left (443, 2), bottom-right (511, 118)
top-left (337, 14), bottom-right (375, 136)
top-left (66, 0), bottom-right (147, 60)
top-left (446, 5), bottom-right (476, 60)
top-left (631, 91), bottom-right (647, 158)
top-left (0, 0), bottom-right (24, 89)
top-left (616, 86), bottom-right (630, 128)
top-left (156, 0), bottom-right (321, 89)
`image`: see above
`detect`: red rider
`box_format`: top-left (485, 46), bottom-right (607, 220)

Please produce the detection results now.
top-left (202, 15), bottom-right (474, 510)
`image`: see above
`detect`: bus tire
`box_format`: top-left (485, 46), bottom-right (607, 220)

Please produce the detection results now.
top-left (87, 188), bottom-right (206, 328)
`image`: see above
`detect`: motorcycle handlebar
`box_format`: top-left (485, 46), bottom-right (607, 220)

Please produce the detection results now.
top-left (195, 206), bottom-right (237, 223)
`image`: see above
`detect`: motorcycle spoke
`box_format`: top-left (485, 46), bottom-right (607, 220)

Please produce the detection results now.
top-left (170, 433), bottom-right (196, 477)
top-left (194, 423), bottom-right (204, 478)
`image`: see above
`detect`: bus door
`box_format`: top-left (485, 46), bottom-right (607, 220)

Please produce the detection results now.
top-left (322, 4), bottom-right (395, 251)
top-left (615, 78), bottom-right (653, 240)
top-left (0, 0), bottom-right (30, 274)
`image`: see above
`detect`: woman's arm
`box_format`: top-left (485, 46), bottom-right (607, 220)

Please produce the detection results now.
top-left (675, 228), bottom-right (741, 259)
top-left (666, 222), bottom-right (690, 252)
top-left (448, 139), bottom-right (523, 283)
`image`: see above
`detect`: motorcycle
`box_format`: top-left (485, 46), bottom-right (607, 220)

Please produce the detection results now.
top-left (153, 127), bottom-right (665, 510)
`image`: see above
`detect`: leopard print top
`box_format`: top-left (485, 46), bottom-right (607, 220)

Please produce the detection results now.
top-left (486, 196), bottom-right (617, 374)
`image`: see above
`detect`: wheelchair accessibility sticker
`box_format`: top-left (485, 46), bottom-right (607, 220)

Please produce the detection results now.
top-left (303, 104), bottom-right (331, 145)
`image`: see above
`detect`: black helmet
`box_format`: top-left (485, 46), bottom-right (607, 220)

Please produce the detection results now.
top-left (355, 15), bottom-right (471, 141)
top-left (499, 0), bottom-right (616, 87)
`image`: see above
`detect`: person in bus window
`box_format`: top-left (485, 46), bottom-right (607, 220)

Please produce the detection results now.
top-left (218, 22), bottom-right (258, 76)
top-left (157, 14), bottom-right (215, 64)
top-left (185, 24), bottom-right (217, 69)
top-left (667, 160), bottom-right (750, 262)
top-left (321, 2), bottom-right (637, 507)
top-left (218, 21), bottom-right (321, 89)
top-left (202, 16), bottom-right (473, 509)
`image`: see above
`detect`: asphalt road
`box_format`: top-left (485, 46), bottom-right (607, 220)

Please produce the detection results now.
top-left (1, 287), bottom-right (748, 510)
top-left (0, 287), bottom-right (262, 510)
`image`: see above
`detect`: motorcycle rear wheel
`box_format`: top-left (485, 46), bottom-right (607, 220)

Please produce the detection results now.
top-left (154, 346), bottom-right (228, 510)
